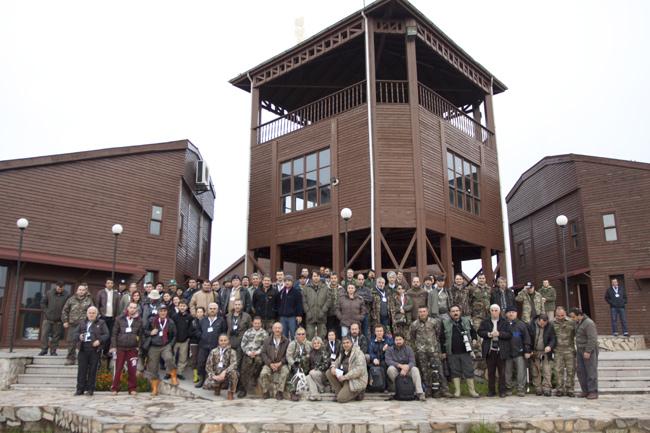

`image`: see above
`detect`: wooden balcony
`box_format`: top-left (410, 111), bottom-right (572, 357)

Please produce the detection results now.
top-left (255, 80), bottom-right (493, 145)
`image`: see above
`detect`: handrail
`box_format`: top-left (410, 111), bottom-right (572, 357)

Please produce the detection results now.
top-left (417, 82), bottom-right (493, 145)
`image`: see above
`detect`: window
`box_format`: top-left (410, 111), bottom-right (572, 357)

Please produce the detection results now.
top-left (145, 271), bottom-right (158, 285)
top-left (447, 151), bottom-right (480, 215)
top-left (18, 280), bottom-right (71, 341)
top-left (0, 266), bottom-right (6, 335)
top-left (178, 213), bottom-right (185, 246)
top-left (570, 220), bottom-right (579, 249)
top-left (517, 242), bottom-right (526, 267)
top-left (603, 213), bottom-right (617, 241)
top-left (280, 148), bottom-right (331, 214)
top-left (150, 205), bottom-right (163, 235)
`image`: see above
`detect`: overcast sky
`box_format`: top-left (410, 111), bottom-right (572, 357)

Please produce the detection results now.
top-left (1, 0), bottom-right (649, 278)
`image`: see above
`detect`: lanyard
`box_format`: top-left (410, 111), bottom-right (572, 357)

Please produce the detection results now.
top-left (329, 341), bottom-right (335, 352)
top-left (126, 317), bottom-right (134, 328)
top-left (208, 317), bottom-right (217, 327)
top-left (400, 294), bottom-right (405, 307)
top-left (376, 287), bottom-right (386, 301)
top-left (219, 347), bottom-right (226, 361)
top-left (159, 319), bottom-right (167, 331)
top-left (298, 344), bottom-right (304, 356)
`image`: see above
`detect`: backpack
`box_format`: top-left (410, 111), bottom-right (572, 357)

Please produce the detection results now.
top-left (394, 375), bottom-right (416, 401)
top-left (367, 365), bottom-right (386, 392)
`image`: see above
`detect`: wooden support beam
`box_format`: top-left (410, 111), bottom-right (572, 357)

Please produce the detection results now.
top-left (481, 247), bottom-right (494, 283)
top-left (425, 236), bottom-right (444, 272)
top-left (346, 233), bottom-right (371, 270)
top-left (380, 231), bottom-right (400, 270)
top-left (247, 251), bottom-right (267, 276)
top-left (331, 119), bottom-right (342, 273)
top-left (399, 233), bottom-right (418, 271)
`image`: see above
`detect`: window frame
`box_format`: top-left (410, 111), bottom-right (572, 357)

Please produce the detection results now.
top-left (447, 150), bottom-right (480, 216)
top-left (601, 212), bottom-right (618, 242)
top-left (279, 148), bottom-right (331, 215)
top-left (517, 241), bottom-right (526, 268)
top-left (569, 219), bottom-right (580, 250)
top-left (149, 204), bottom-right (164, 237)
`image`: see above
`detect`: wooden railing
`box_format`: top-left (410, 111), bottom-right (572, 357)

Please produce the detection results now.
top-left (418, 82), bottom-right (493, 145)
top-left (256, 81), bottom-right (367, 144)
top-left (255, 80), bottom-right (492, 145)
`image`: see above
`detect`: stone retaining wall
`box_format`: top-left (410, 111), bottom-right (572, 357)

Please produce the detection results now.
top-left (0, 355), bottom-right (30, 390)
top-left (2, 405), bottom-right (650, 433)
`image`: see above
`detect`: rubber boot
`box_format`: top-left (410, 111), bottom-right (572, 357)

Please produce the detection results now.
top-left (467, 379), bottom-right (480, 398)
top-left (170, 369), bottom-right (179, 386)
top-left (193, 369), bottom-right (199, 383)
top-left (453, 378), bottom-right (461, 398)
top-left (151, 379), bottom-right (160, 396)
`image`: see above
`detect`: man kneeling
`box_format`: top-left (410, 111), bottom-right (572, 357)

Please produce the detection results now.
top-left (326, 336), bottom-right (368, 402)
top-left (203, 334), bottom-right (239, 400)
top-left (385, 333), bottom-right (425, 401)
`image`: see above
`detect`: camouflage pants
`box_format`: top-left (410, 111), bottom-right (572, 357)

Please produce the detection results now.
top-left (554, 351), bottom-right (576, 393)
top-left (240, 355), bottom-right (264, 391)
top-left (306, 322), bottom-right (327, 341)
top-left (415, 351), bottom-right (448, 395)
top-left (259, 365), bottom-right (289, 395)
top-left (471, 317), bottom-right (487, 374)
top-left (531, 353), bottom-right (552, 391)
top-left (203, 370), bottom-right (238, 393)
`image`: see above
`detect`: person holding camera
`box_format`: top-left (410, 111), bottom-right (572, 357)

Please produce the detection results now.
top-left (527, 313), bottom-right (556, 396)
top-left (441, 304), bottom-right (479, 398)
top-left (286, 327), bottom-right (311, 401)
top-left (72, 306), bottom-right (109, 396)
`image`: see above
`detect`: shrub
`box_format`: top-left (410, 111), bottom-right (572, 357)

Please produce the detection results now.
top-left (468, 423), bottom-right (498, 433)
top-left (95, 367), bottom-right (151, 392)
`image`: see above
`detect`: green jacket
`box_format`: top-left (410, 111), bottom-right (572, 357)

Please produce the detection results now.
top-left (539, 285), bottom-right (557, 312)
top-left (575, 315), bottom-right (598, 353)
top-left (302, 281), bottom-right (330, 324)
top-left (470, 284), bottom-right (492, 320)
top-left (442, 316), bottom-right (473, 354)
top-left (552, 317), bottom-right (576, 353)
top-left (61, 293), bottom-right (94, 325)
top-left (410, 317), bottom-right (443, 353)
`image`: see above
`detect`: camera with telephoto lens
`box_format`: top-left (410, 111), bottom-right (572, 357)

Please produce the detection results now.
top-left (462, 332), bottom-right (472, 353)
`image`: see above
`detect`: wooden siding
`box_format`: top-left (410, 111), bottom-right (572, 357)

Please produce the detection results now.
top-left (576, 160), bottom-right (650, 338)
top-left (248, 143), bottom-right (273, 248)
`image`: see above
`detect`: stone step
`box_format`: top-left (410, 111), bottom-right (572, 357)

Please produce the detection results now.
top-left (24, 364), bottom-right (78, 375)
top-left (18, 374), bottom-right (77, 384)
top-left (597, 387), bottom-right (650, 394)
top-left (598, 377), bottom-right (650, 388)
top-left (10, 383), bottom-right (76, 391)
top-left (598, 360), bottom-right (650, 368)
top-left (31, 356), bottom-right (70, 365)
top-left (599, 367), bottom-right (650, 378)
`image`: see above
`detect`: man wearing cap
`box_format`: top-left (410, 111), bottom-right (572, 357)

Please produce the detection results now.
top-left (539, 280), bottom-right (557, 322)
top-left (190, 280), bottom-right (217, 317)
top-left (222, 275), bottom-right (252, 315)
top-left (528, 313), bottom-right (556, 396)
top-left (276, 275), bottom-right (304, 339)
top-left (428, 275), bottom-right (451, 320)
top-left (39, 281), bottom-right (69, 356)
top-left (194, 302), bottom-right (227, 388)
top-left (570, 307), bottom-right (599, 399)
top-left (144, 304), bottom-right (178, 395)
top-left (516, 282), bottom-right (544, 323)
top-left (504, 306), bottom-right (530, 396)
top-left (167, 279), bottom-right (178, 295)
top-left (117, 279), bottom-right (128, 301)
top-left (142, 289), bottom-right (164, 325)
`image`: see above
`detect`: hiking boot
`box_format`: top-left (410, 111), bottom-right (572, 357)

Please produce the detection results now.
top-left (275, 391), bottom-right (284, 400)
top-left (517, 390), bottom-right (526, 397)
top-left (355, 392), bottom-right (365, 401)
top-left (237, 390), bottom-right (247, 398)
top-left (290, 393), bottom-right (299, 401)
top-left (50, 349), bottom-right (58, 356)
top-left (543, 390), bottom-right (551, 397)
top-left (38, 349), bottom-right (48, 356)
top-left (556, 390), bottom-right (564, 397)
top-left (417, 393), bottom-right (426, 401)
top-left (586, 393), bottom-right (598, 400)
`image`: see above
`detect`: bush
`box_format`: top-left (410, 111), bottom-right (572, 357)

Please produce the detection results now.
top-left (95, 367), bottom-right (151, 392)
top-left (449, 379), bottom-right (489, 396)
top-left (468, 423), bottom-right (498, 433)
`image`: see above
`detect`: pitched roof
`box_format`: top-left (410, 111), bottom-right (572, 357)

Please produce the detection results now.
top-left (229, 0), bottom-right (506, 94)
top-left (506, 153), bottom-right (650, 202)
top-left (0, 139), bottom-right (199, 172)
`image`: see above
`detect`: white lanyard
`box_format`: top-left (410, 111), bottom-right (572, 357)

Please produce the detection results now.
top-left (376, 287), bottom-right (387, 302)
top-left (400, 294), bottom-right (406, 307)
top-left (159, 319), bottom-right (167, 331)
top-left (298, 344), bottom-right (304, 356)
top-left (219, 347), bottom-right (226, 361)
top-left (126, 317), bottom-right (134, 328)
top-left (209, 317), bottom-right (217, 327)
top-left (329, 341), bottom-right (335, 352)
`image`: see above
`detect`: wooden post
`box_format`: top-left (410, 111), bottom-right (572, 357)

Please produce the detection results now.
top-left (269, 140), bottom-right (280, 275)
top-left (331, 119), bottom-right (342, 273)
top-left (405, 18), bottom-right (427, 278)
top-left (481, 246), bottom-right (494, 284)
top-left (440, 234), bottom-right (453, 283)
top-left (246, 85), bottom-right (260, 275)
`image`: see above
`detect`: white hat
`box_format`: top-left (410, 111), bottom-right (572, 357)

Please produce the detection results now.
top-left (148, 289), bottom-right (161, 300)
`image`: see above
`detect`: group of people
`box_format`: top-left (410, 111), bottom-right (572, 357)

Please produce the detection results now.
top-left (37, 268), bottom-right (604, 401)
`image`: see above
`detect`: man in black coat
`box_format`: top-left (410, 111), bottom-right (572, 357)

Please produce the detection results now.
top-left (39, 282), bottom-right (69, 356)
top-left (505, 306), bottom-right (530, 397)
top-left (604, 277), bottom-right (628, 337)
top-left (171, 300), bottom-right (194, 380)
top-left (275, 275), bottom-right (304, 339)
top-left (71, 306), bottom-right (109, 396)
top-left (252, 275), bottom-right (278, 331)
top-left (528, 314), bottom-right (556, 396)
top-left (490, 277), bottom-right (515, 316)
top-left (478, 304), bottom-right (512, 397)
top-left (193, 302), bottom-right (227, 388)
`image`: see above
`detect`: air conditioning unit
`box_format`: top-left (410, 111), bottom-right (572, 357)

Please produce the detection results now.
top-left (196, 160), bottom-right (210, 191)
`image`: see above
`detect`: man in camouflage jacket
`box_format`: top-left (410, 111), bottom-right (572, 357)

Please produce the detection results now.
top-left (552, 306), bottom-right (576, 397)
top-left (238, 317), bottom-right (268, 398)
top-left (450, 274), bottom-right (471, 318)
top-left (203, 334), bottom-right (238, 399)
top-left (62, 283), bottom-right (95, 365)
top-left (515, 282), bottom-right (544, 323)
top-left (409, 306), bottom-right (451, 397)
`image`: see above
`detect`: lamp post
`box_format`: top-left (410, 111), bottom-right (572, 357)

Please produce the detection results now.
top-left (556, 215), bottom-right (569, 309)
top-left (111, 224), bottom-right (123, 281)
top-left (10, 218), bottom-right (29, 353)
top-left (340, 208), bottom-right (352, 271)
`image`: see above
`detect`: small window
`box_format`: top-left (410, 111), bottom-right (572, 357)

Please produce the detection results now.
top-left (517, 242), bottom-right (526, 267)
top-left (145, 271), bottom-right (158, 285)
top-left (603, 213), bottom-right (617, 242)
top-left (150, 205), bottom-right (163, 236)
top-left (178, 213), bottom-right (185, 246)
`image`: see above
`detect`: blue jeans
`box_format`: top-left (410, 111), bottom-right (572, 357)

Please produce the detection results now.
top-left (610, 307), bottom-right (628, 335)
top-left (361, 314), bottom-right (370, 341)
top-left (280, 316), bottom-right (298, 339)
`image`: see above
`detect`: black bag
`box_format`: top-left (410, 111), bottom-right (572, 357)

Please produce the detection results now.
top-left (394, 375), bottom-right (416, 401)
top-left (367, 365), bottom-right (386, 392)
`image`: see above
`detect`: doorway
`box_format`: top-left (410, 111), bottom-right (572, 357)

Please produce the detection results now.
top-left (578, 283), bottom-right (591, 317)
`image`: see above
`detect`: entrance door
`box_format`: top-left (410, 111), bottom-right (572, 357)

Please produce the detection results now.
top-left (578, 283), bottom-right (592, 317)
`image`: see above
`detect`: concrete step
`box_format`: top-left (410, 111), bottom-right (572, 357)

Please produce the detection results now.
top-left (10, 383), bottom-right (76, 391)
top-left (598, 360), bottom-right (650, 368)
top-left (25, 364), bottom-right (78, 375)
top-left (596, 387), bottom-right (650, 394)
top-left (598, 377), bottom-right (650, 388)
top-left (18, 374), bottom-right (77, 384)
top-left (31, 356), bottom-right (70, 365)
top-left (600, 367), bottom-right (650, 378)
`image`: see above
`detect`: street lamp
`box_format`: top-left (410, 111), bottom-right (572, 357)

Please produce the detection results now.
top-left (10, 218), bottom-right (29, 353)
top-left (556, 214), bottom-right (570, 309)
top-left (340, 208), bottom-right (352, 271)
top-left (111, 224), bottom-right (123, 281)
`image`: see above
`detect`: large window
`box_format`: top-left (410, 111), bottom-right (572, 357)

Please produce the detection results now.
top-left (150, 205), bottom-right (163, 235)
top-left (447, 151), bottom-right (480, 215)
top-left (281, 148), bottom-right (331, 214)
top-left (19, 280), bottom-right (71, 341)
top-left (603, 213), bottom-right (617, 241)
